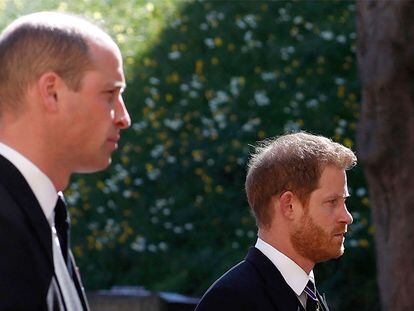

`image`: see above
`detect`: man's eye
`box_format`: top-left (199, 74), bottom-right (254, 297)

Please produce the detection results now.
top-left (105, 90), bottom-right (117, 100)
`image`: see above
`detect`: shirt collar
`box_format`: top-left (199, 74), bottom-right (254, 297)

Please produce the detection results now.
top-left (0, 142), bottom-right (58, 225)
top-left (255, 237), bottom-right (315, 296)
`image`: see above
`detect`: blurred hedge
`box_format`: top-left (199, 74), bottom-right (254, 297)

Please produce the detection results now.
top-left (0, 1), bottom-right (378, 310)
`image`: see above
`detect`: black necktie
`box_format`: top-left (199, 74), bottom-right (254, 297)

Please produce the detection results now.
top-left (304, 280), bottom-right (319, 311)
top-left (54, 195), bottom-right (70, 267)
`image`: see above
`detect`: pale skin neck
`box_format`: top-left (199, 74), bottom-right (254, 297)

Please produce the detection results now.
top-left (0, 109), bottom-right (70, 192)
top-left (258, 224), bottom-right (315, 274)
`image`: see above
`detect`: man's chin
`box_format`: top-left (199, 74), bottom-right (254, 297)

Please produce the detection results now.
top-left (332, 245), bottom-right (345, 259)
top-left (75, 158), bottom-right (112, 173)
top-left (316, 245), bottom-right (345, 262)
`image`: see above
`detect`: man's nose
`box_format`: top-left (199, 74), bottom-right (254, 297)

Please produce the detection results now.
top-left (341, 203), bottom-right (353, 225)
top-left (114, 96), bottom-right (131, 129)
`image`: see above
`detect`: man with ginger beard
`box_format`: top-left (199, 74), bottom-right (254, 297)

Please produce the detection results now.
top-left (196, 132), bottom-right (356, 311)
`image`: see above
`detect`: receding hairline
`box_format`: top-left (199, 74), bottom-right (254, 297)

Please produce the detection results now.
top-left (0, 11), bottom-right (121, 90)
top-left (2, 11), bottom-right (116, 51)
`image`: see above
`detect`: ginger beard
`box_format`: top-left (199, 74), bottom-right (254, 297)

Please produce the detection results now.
top-left (290, 211), bottom-right (347, 263)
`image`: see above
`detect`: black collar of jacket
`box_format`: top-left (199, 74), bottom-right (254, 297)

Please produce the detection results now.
top-left (246, 247), bottom-right (330, 311)
top-left (0, 154), bottom-right (53, 266)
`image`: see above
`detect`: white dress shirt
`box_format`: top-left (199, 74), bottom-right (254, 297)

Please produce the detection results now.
top-left (255, 238), bottom-right (315, 308)
top-left (0, 142), bottom-right (58, 222)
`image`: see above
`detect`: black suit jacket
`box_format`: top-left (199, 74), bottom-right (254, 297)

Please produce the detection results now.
top-left (196, 247), bottom-right (330, 311)
top-left (0, 155), bottom-right (89, 310)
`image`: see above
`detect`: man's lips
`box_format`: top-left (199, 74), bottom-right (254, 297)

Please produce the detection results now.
top-left (333, 232), bottom-right (347, 239)
top-left (107, 135), bottom-right (120, 143)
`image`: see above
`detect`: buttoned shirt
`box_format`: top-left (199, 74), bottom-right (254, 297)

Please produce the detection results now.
top-left (255, 238), bottom-right (315, 308)
top-left (0, 142), bottom-right (58, 222)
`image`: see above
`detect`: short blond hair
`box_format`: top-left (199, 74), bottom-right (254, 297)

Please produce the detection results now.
top-left (0, 12), bottom-right (112, 114)
top-left (245, 132), bottom-right (357, 228)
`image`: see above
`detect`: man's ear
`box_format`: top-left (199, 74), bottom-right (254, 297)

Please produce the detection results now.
top-left (37, 72), bottom-right (62, 112)
top-left (279, 191), bottom-right (295, 220)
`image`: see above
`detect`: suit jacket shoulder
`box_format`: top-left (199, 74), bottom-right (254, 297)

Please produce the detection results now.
top-left (196, 247), bottom-right (304, 311)
top-left (0, 155), bottom-right (54, 310)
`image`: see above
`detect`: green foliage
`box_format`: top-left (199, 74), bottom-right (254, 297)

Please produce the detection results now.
top-left (0, 1), bottom-right (378, 310)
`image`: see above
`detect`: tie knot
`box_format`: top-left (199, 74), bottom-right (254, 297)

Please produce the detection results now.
top-left (304, 280), bottom-right (317, 302)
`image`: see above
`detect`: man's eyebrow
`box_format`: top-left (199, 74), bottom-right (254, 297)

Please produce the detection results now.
top-left (104, 81), bottom-right (126, 90)
top-left (114, 82), bottom-right (127, 91)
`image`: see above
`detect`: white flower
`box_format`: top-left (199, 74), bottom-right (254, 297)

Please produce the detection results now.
top-left (156, 198), bottom-right (168, 208)
top-left (338, 119), bottom-right (347, 127)
top-left (293, 16), bottom-right (303, 25)
top-left (209, 91), bottom-right (229, 112)
top-left (295, 92), bottom-right (304, 101)
top-left (321, 30), bottom-right (334, 41)
top-left (173, 227), bottom-right (183, 234)
top-left (147, 168), bottom-right (161, 180)
top-left (284, 120), bottom-right (301, 132)
top-left (261, 72), bottom-right (277, 81)
top-left (356, 187), bottom-right (367, 197)
top-left (254, 90), bottom-right (270, 106)
top-left (167, 156), bottom-right (176, 163)
top-left (158, 242), bottom-right (168, 251)
top-left (335, 77), bottom-right (346, 85)
top-left (244, 14), bottom-right (257, 28)
top-left (164, 118), bottom-right (183, 130)
top-left (204, 38), bottom-right (215, 48)
top-left (189, 90), bottom-right (199, 98)
top-left (134, 178), bottom-right (143, 186)
top-left (168, 51), bottom-right (181, 60)
top-left (336, 35), bottom-right (346, 44)
top-left (184, 223), bottom-right (194, 231)
top-left (150, 144), bottom-right (164, 158)
top-left (242, 118), bottom-right (261, 132)
top-left (149, 77), bottom-right (160, 85)
top-left (200, 23), bottom-right (208, 31)
top-left (244, 30), bottom-right (253, 42)
top-left (335, 127), bottom-right (345, 136)
top-left (122, 190), bottom-right (132, 198)
top-left (230, 77), bottom-right (243, 96)
top-left (180, 83), bottom-right (189, 92)
top-left (191, 78), bottom-right (203, 90)
top-left (306, 99), bottom-right (319, 108)
top-left (145, 97), bottom-right (155, 108)
top-left (147, 244), bottom-right (157, 252)
top-left (235, 229), bottom-right (244, 237)
top-left (305, 22), bottom-right (313, 30)
top-left (170, 19), bottom-right (182, 28)
top-left (132, 121), bottom-right (148, 132)
top-left (236, 19), bottom-right (246, 29)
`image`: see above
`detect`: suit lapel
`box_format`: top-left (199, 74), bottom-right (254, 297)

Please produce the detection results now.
top-left (0, 155), bottom-right (53, 266)
top-left (246, 247), bottom-right (304, 311)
